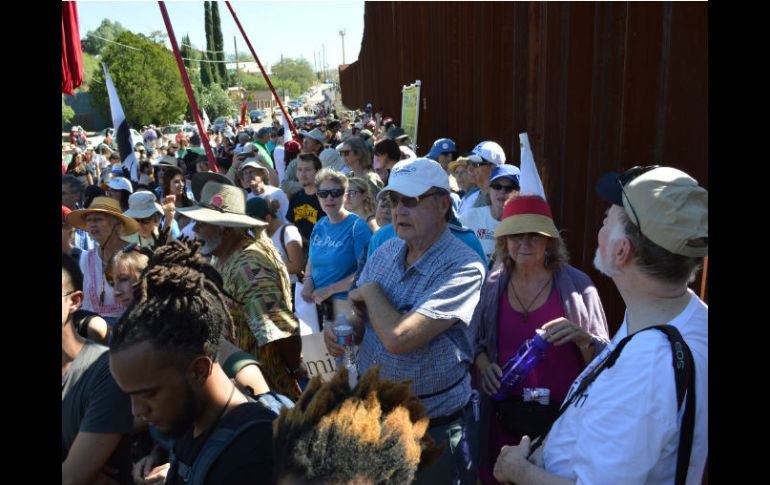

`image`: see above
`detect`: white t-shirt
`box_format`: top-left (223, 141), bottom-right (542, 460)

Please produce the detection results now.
top-left (273, 145), bottom-right (286, 182)
top-left (458, 205), bottom-right (499, 263)
top-left (544, 290), bottom-right (708, 485)
top-left (270, 223), bottom-right (302, 284)
top-left (457, 188), bottom-right (480, 215)
top-left (247, 185), bottom-right (289, 223)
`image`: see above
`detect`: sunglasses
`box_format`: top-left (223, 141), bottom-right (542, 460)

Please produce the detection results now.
top-left (135, 216), bottom-right (156, 225)
top-left (489, 182), bottom-right (519, 193)
top-left (385, 190), bottom-right (442, 209)
top-left (471, 160), bottom-right (492, 168)
top-left (317, 188), bottom-right (345, 199)
top-left (508, 233), bottom-right (547, 243)
top-left (617, 165), bottom-right (660, 239)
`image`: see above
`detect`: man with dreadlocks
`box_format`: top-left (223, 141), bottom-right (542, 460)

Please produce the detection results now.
top-left (109, 239), bottom-right (278, 485)
top-left (177, 175), bottom-right (305, 399)
top-left (274, 367), bottom-right (443, 485)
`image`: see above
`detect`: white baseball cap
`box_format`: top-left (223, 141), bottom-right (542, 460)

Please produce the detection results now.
top-left (380, 157), bottom-right (450, 197)
top-left (471, 141), bottom-right (507, 166)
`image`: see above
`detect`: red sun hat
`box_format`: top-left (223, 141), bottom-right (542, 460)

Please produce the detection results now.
top-left (495, 195), bottom-right (560, 239)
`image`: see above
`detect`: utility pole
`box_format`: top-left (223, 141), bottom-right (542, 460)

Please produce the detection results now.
top-left (281, 53), bottom-right (286, 102)
top-left (322, 43), bottom-right (326, 81)
top-left (234, 35), bottom-right (241, 89)
top-left (339, 29), bottom-right (346, 64)
top-left (313, 50), bottom-right (319, 81)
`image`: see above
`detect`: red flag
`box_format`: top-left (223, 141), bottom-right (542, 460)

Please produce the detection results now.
top-left (62, 2), bottom-right (83, 96)
top-left (240, 101), bottom-right (247, 126)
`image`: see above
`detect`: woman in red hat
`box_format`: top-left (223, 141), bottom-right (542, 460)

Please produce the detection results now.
top-left (472, 195), bottom-right (610, 485)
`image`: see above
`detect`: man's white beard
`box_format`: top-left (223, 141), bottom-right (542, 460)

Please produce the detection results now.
top-left (593, 245), bottom-right (620, 278)
top-left (199, 229), bottom-right (223, 256)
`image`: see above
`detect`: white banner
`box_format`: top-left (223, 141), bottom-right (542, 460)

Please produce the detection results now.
top-left (401, 80), bottom-right (421, 152)
top-left (300, 332), bottom-right (338, 382)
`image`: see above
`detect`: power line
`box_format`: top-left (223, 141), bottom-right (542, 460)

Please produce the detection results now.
top-left (84, 33), bottom-right (231, 63)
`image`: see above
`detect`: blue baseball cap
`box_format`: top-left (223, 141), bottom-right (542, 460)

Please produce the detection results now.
top-left (489, 164), bottom-right (521, 186)
top-left (426, 138), bottom-right (457, 160)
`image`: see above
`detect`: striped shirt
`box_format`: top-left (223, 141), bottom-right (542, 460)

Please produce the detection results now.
top-left (356, 228), bottom-right (486, 417)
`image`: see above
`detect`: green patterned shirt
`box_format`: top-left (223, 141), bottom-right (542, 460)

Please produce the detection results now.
top-left (217, 239), bottom-right (297, 350)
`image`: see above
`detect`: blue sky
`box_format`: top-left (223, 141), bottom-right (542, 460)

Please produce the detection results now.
top-left (76, 1), bottom-right (365, 69)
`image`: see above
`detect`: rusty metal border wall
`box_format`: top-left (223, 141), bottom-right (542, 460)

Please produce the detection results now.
top-left (341, 1), bottom-right (708, 334)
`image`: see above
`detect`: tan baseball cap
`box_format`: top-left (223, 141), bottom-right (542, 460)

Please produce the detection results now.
top-left (597, 166), bottom-right (708, 257)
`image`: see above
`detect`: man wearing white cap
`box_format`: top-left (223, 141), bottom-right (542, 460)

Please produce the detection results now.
top-left (177, 180), bottom-right (304, 399)
top-left (468, 140), bottom-right (507, 209)
top-left (494, 166), bottom-right (708, 485)
top-left (235, 160), bottom-right (289, 223)
top-left (325, 157), bottom-right (487, 484)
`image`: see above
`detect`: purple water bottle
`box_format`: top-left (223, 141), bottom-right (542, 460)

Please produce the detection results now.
top-left (492, 329), bottom-right (549, 401)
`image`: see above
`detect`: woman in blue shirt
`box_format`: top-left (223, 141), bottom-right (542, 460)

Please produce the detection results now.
top-left (302, 169), bottom-right (372, 309)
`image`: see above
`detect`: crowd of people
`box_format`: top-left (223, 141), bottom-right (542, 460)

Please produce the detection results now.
top-left (62, 94), bottom-right (708, 485)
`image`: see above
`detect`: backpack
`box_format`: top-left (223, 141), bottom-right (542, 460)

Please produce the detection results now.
top-left (167, 393), bottom-right (293, 485)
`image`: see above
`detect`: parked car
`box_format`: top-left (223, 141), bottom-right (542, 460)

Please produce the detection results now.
top-left (213, 116), bottom-right (230, 133)
top-left (87, 128), bottom-right (143, 149)
top-left (249, 110), bottom-right (265, 123)
top-left (160, 124), bottom-right (196, 136)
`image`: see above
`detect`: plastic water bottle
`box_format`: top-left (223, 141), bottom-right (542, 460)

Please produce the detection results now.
top-left (492, 329), bottom-right (549, 401)
top-left (332, 314), bottom-right (358, 386)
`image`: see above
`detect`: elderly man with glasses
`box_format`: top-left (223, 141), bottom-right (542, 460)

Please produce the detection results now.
top-left (467, 140), bottom-right (507, 210)
top-left (325, 157), bottom-right (487, 485)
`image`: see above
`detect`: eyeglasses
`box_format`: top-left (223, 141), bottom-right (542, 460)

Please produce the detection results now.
top-left (62, 290), bottom-right (76, 298)
top-left (508, 233), bottom-right (547, 243)
top-left (489, 182), bottom-right (519, 193)
top-left (617, 165), bottom-right (660, 239)
top-left (471, 160), bottom-right (492, 168)
top-left (346, 189), bottom-right (362, 196)
top-left (338, 150), bottom-right (351, 156)
top-left (385, 190), bottom-right (442, 209)
top-left (317, 188), bottom-right (345, 199)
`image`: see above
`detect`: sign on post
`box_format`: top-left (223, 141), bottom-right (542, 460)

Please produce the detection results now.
top-left (401, 80), bottom-right (421, 152)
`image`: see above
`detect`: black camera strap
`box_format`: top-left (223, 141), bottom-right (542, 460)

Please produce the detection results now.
top-left (528, 325), bottom-right (695, 485)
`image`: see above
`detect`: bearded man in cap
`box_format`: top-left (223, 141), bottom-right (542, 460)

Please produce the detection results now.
top-left (177, 179), bottom-right (305, 399)
top-left (494, 166), bottom-right (708, 485)
top-left (66, 197), bottom-right (140, 325)
top-left (325, 157), bottom-right (486, 485)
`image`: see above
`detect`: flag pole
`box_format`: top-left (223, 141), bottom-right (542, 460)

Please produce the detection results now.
top-left (224, 1), bottom-right (299, 142)
top-left (157, 1), bottom-right (218, 172)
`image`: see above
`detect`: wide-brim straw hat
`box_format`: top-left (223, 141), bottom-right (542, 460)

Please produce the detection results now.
top-left (495, 195), bottom-right (560, 239)
top-left (66, 196), bottom-right (140, 235)
top-left (176, 181), bottom-right (266, 228)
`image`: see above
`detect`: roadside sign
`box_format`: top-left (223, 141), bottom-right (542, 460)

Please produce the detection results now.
top-left (401, 80), bottom-right (421, 152)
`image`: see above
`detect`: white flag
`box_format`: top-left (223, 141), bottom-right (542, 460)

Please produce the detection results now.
top-left (102, 63), bottom-right (137, 181)
top-left (201, 108), bottom-right (211, 131)
top-left (282, 112), bottom-right (292, 141)
top-left (519, 133), bottom-right (546, 199)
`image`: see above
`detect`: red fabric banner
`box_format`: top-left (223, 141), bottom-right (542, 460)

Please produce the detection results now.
top-left (240, 101), bottom-right (247, 126)
top-left (62, 2), bottom-right (83, 95)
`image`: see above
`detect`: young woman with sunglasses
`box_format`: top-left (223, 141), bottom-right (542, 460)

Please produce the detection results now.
top-left (301, 169), bottom-right (373, 315)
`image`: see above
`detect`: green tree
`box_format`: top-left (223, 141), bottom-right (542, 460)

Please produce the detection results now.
top-left (272, 57), bottom-right (315, 94)
top-left (81, 19), bottom-right (126, 56)
top-left (211, 1), bottom-right (228, 84)
top-left (203, 2), bottom-right (219, 85)
top-left (197, 84), bottom-right (236, 118)
top-left (201, 58), bottom-right (214, 88)
top-left (240, 73), bottom-right (269, 92)
top-left (180, 34), bottom-right (193, 69)
top-left (90, 31), bottom-right (188, 126)
top-left (62, 97), bottom-right (75, 124)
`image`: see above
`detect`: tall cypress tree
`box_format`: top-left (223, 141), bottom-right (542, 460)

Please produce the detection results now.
top-left (180, 34), bottom-right (192, 68)
top-left (211, 2), bottom-right (227, 85)
top-left (203, 1), bottom-right (219, 84)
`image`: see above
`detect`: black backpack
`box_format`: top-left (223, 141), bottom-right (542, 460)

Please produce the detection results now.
top-left (167, 392), bottom-right (293, 485)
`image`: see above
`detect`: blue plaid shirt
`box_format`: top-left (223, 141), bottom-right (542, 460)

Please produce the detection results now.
top-left (356, 228), bottom-right (486, 417)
